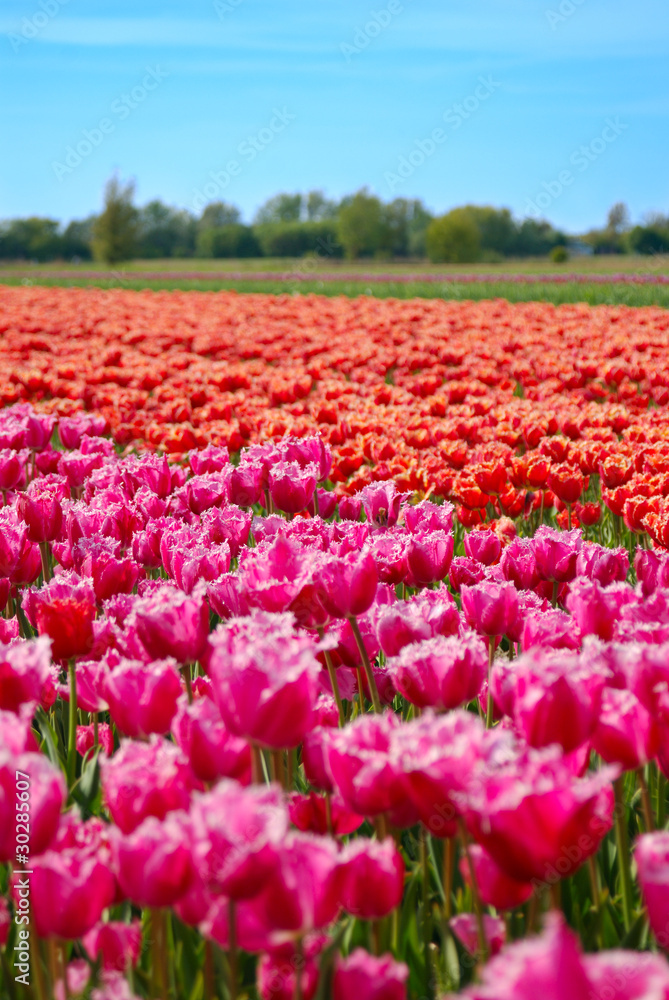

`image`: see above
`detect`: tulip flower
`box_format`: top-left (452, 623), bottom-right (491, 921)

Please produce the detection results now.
top-left (461, 580), bottom-right (519, 638)
top-left (1, 751), bottom-right (66, 861)
top-left (130, 584), bottom-right (209, 664)
top-left (635, 833), bottom-right (669, 946)
top-left (387, 633), bottom-right (487, 711)
top-left (333, 949), bottom-right (409, 1000)
top-left (338, 838), bottom-right (404, 920)
top-left (206, 611), bottom-right (321, 749)
top-left (101, 737), bottom-right (195, 834)
top-left (112, 812), bottom-right (195, 908)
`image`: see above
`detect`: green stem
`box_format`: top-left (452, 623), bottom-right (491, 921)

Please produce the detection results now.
top-left (614, 777), bottom-right (633, 931)
top-left (39, 541), bottom-right (51, 583)
top-left (638, 767), bottom-right (655, 832)
top-left (318, 628), bottom-right (344, 726)
top-left (228, 900), bottom-right (238, 1000)
top-left (294, 937), bottom-right (304, 1000)
top-left (458, 820), bottom-right (488, 963)
top-left (443, 837), bottom-right (454, 921)
top-left (348, 615), bottom-right (382, 713)
top-left (67, 660), bottom-right (77, 788)
top-left (657, 770), bottom-right (666, 830)
top-left (485, 636), bottom-right (495, 729)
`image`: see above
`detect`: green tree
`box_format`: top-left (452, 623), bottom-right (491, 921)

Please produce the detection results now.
top-left (0, 217), bottom-right (62, 261)
top-left (463, 206), bottom-right (516, 257)
top-left (255, 193), bottom-right (303, 225)
top-left (198, 201), bottom-right (241, 231)
top-left (337, 189), bottom-right (384, 259)
top-left (61, 217), bottom-right (95, 260)
top-left (92, 176), bottom-right (138, 264)
top-left (136, 201), bottom-right (196, 258)
top-left (425, 208), bottom-right (480, 263)
top-left (196, 224), bottom-right (261, 258)
top-left (306, 190), bottom-right (338, 221)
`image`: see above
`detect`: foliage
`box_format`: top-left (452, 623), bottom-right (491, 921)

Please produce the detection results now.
top-left (91, 176), bottom-right (139, 265)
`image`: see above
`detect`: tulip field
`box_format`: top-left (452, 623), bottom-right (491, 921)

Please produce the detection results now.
top-left (3, 283), bottom-right (669, 1000)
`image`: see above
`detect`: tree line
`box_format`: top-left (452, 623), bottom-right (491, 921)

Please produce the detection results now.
top-left (1, 177), bottom-right (667, 265)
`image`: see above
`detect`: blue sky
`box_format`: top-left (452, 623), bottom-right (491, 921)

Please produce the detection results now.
top-left (1, 0), bottom-right (668, 232)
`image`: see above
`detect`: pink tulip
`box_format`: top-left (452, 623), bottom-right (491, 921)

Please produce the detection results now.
top-left (130, 584), bottom-right (209, 664)
top-left (461, 580), bottom-right (519, 637)
top-left (495, 649), bottom-right (603, 753)
top-left (112, 812), bottom-right (195, 908)
top-left (184, 473), bottom-right (230, 514)
top-left (455, 913), bottom-right (593, 1000)
top-left (584, 950), bottom-right (669, 1000)
top-left (25, 816), bottom-right (116, 938)
top-left (269, 460), bottom-right (318, 514)
top-left (188, 443), bottom-right (230, 475)
top-left (201, 505), bottom-right (252, 556)
top-left (635, 833), bottom-right (669, 945)
top-left (366, 530), bottom-right (409, 585)
top-left (103, 656), bottom-right (182, 738)
top-left (360, 481), bottom-right (408, 528)
top-left (59, 413), bottom-right (108, 449)
top-left (0, 707), bottom-right (38, 753)
top-left (101, 738), bottom-right (195, 834)
top-left (450, 913), bottom-right (506, 957)
top-left (375, 587), bottom-right (459, 656)
top-left (333, 949), bottom-right (409, 1000)
top-left (566, 577), bottom-right (636, 641)
top-left (257, 934), bottom-right (326, 1000)
top-left (521, 607), bottom-right (581, 652)
top-left (338, 838), bottom-right (404, 920)
top-left (171, 690), bottom-right (251, 784)
top-left (191, 781), bottom-right (287, 899)
top-left (83, 920), bottom-right (142, 971)
top-left (76, 722), bottom-right (113, 757)
top-left (58, 449), bottom-right (105, 490)
top-left (288, 791), bottom-right (364, 837)
top-left (404, 499), bottom-right (454, 534)
top-left (395, 710), bottom-right (487, 838)
top-left (91, 970), bottom-right (143, 1000)
top-left (592, 688), bottom-right (659, 769)
top-left (316, 549), bottom-right (378, 618)
top-left (459, 843), bottom-right (533, 911)
top-left (206, 612), bottom-right (321, 749)
top-left (387, 633), bottom-right (487, 710)
top-left (1, 751), bottom-right (65, 861)
top-left (281, 435), bottom-right (332, 481)
top-left (338, 495), bottom-right (362, 521)
top-left (533, 525), bottom-right (582, 583)
top-left (406, 529), bottom-right (454, 585)
top-left (236, 535), bottom-right (327, 622)
top-left (251, 832), bottom-right (341, 937)
top-left (449, 555), bottom-right (487, 592)
top-left (17, 475), bottom-right (69, 542)
top-left (0, 448), bottom-right (28, 490)
top-left (73, 537), bottom-right (141, 603)
top-left (635, 548), bottom-right (669, 597)
top-left (576, 542), bottom-right (629, 586)
top-left (464, 528), bottom-right (502, 566)
top-left (499, 536), bottom-right (539, 590)
top-left (0, 635), bottom-right (55, 712)
top-left (465, 745), bottom-right (616, 884)
top-left (327, 712), bottom-right (418, 828)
